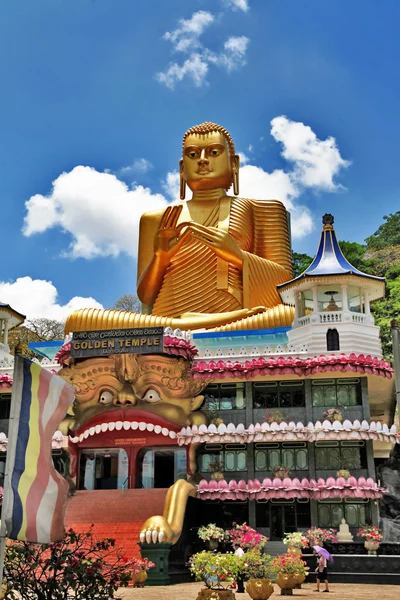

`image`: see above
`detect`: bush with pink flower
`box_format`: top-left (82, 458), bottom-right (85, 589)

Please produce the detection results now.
top-left (357, 525), bottom-right (383, 542)
top-left (304, 527), bottom-right (338, 546)
top-left (227, 523), bottom-right (268, 550)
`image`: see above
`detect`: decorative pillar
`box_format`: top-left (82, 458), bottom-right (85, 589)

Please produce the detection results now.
top-left (364, 291), bottom-right (371, 315)
top-left (3, 318), bottom-right (10, 349)
top-left (312, 287), bottom-right (319, 313)
top-left (341, 284), bottom-right (349, 312)
top-left (294, 293), bottom-right (300, 319)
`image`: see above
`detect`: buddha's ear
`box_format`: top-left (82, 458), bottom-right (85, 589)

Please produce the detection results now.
top-left (232, 153), bottom-right (240, 196)
top-left (179, 159), bottom-right (186, 200)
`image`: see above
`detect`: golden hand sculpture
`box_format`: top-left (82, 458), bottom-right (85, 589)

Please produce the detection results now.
top-left (65, 122), bottom-right (294, 335)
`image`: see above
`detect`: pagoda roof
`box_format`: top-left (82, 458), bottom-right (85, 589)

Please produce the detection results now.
top-left (0, 303), bottom-right (25, 330)
top-left (278, 214), bottom-right (385, 294)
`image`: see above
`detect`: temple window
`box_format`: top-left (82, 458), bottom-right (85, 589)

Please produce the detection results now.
top-left (311, 378), bottom-right (362, 407)
top-left (203, 383), bottom-right (245, 411)
top-left (79, 448), bottom-right (129, 491)
top-left (254, 442), bottom-right (308, 472)
top-left (326, 328), bottom-right (340, 351)
top-left (315, 441), bottom-right (367, 470)
top-left (137, 447), bottom-right (187, 489)
top-left (199, 444), bottom-right (247, 473)
top-left (317, 499), bottom-right (372, 528)
top-left (253, 381), bottom-right (305, 409)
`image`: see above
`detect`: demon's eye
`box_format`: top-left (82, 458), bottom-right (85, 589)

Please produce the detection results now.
top-left (142, 389), bottom-right (161, 403)
top-left (99, 390), bottom-right (114, 405)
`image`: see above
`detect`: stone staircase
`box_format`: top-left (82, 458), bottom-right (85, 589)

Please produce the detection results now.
top-left (65, 489), bottom-right (169, 558)
top-left (265, 541), bottom-right (287, 557)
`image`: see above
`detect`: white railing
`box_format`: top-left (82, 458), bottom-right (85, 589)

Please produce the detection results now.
top-left (297, 315), bottom-right (311, 327)
top-left (351, 313), bottom-right (367, 323)
top-left (320, 312), bottom-right (342, 323)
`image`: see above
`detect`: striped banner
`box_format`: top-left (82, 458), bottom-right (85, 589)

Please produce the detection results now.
top-left (3, 356), bottom-right (74, 543)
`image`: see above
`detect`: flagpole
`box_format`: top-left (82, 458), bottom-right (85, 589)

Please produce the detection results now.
top-left (0, 350), bottom-right (24, 587)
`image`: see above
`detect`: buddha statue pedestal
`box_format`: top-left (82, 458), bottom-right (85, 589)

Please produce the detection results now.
top-left (337, 519), bottom-right (353, 543)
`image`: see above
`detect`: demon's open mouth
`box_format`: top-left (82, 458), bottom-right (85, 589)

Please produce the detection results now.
top-left (69, 408), bottom-right (181, 443)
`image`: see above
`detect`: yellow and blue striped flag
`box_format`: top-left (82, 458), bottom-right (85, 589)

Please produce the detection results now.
top-left (3, 355), bottom-right (74, 542)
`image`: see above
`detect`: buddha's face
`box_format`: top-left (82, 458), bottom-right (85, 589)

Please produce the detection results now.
top-left (183, 131), bottom-right (233, 191)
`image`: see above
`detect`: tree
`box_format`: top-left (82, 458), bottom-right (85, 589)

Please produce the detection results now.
top-left (365, 211), bottom-right (400, 250)
top-left (7, 318), bottom-right (65, 358)
top-left (4, 527), bottom-right (154, 600)
top-left (292, 252), bottom-right (313, 277)
top-left (113, 294), bottom-right (141, 313)
top-left (338, 240), bottom-right (373, 273)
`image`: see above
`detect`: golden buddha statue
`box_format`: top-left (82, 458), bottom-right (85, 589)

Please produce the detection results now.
top-left (65, 122), bottom-right (294, 334)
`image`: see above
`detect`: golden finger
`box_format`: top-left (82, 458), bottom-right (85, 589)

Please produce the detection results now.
top-left (160, 206), bottom-right (172, 229)
top-left (167, 204), bottom-right (183, 229)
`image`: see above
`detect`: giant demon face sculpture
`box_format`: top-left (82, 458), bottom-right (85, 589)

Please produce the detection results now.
top-left (59, 354), bottom-right (208, 435)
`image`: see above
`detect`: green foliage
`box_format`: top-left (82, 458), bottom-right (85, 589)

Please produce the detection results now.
top-left (292, 252), bottom-right (313, 277)
top-left (338, 241), bottom-right (372, 272)
top-left (365, 212), bottom-right (400, 250)
top-left (239, 553), bottom-right (273, 579)
top-left (3, 527), bottom-right (154, 600)
top-left (189, 551), bottom-right (241, 589)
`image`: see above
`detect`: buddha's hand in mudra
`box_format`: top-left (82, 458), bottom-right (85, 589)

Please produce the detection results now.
top-left (187, 222), bottom-right (244, 269)
top-left (154, 205), bottom-right (190, 263)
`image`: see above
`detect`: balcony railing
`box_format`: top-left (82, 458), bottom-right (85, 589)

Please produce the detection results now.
top-left (295, 310), bottom-right (370, 328)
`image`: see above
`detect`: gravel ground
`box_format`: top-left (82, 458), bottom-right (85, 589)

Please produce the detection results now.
top-left (119, 581), bottom-right (400, 600)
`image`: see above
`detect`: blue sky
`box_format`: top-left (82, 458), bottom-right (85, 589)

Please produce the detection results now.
top-left (1, 0), bottom-right (399, 320)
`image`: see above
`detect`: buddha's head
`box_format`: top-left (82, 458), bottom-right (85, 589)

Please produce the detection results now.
top-left (180, 122), bottom-right (240, 197)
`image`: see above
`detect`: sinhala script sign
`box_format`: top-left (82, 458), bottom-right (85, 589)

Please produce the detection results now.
top-left (70, 327), bottom-right (164, 358)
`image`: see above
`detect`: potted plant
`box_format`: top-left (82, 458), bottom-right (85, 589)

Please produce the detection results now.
top-left (227, 523), bottom-right (268, 554)
top-left (282, 532), bottom-right (309, 556)
top-left (189, 551), bottom-right (240, 600)
top-left (321, 408), bottom-right (343, 423)
top-left (208, 459), bottom-right (225, 481)
top-left (240, 554), bottom-right (274, 600)
top-left (304, 527), bottom-right (338, 547)
top-left (272, 465), bottom-right (290, 480)
top-left (130, 557), bottom-right (156, 587)
top-left (271, 554), bottom-right (308, 596)
top-left (357, 525), bottom-right (383, 555)
top-left (198, 524), bottom-right (227, 550)
top-left (264, 409), bottom-right (289, 424)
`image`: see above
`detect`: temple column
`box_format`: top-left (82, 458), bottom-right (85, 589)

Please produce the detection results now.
top-left (365, 291), bottom-right (371, 315)
top-left (341, 284), bottom-right (349, 313)
top-left (312, 287), bottom-right (319, 313)
top-left (3, 318), bottom-right (9, 346)
top-left (294, 293), bottom-right (300, 319)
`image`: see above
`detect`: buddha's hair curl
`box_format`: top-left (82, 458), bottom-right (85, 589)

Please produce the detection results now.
top-left (182, 122), bottom-right (236, 158)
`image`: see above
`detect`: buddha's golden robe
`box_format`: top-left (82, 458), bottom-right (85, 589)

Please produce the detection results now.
top-left (146, 197), bottom-right (293, 317)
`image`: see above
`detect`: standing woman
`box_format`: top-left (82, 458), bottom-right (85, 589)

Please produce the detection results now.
top-left (313, 546), bottom-right (332, 592)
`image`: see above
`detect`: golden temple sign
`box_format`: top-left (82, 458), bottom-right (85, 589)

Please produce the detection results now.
top-left (70, 327), bottom-right (164, 358)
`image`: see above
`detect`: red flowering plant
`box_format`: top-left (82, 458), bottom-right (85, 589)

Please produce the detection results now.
top-left (357, 525), bottom-right (383, 542)
top-left (304, 527), bottom-right (338, 546)
top-left (270, 553), bottom-right (309, 576)
top-left (3, 526), bottom-right (154, 600)
top-left (227, 523), bottom-right (268, 550)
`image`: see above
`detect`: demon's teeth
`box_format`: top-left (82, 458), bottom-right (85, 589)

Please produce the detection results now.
top-left (108, 422), bottom-right (115, 432)
top-left (161, 427), bottom-right (169, 437)
top-left (139, 422), bottom-right (147, 431)
top-left (115, 421), bottom-right (123, 431)
top-left (73, 420), bottom-right (179, 441)
top-left (131, 422), bottom-right (139, 430)
top-left (101, 423), bottom-right (108, 432)
top-left (89, 427), bottom-right (96, 436)
top-left (123, 421), bottom-right (130, 430)
top-left (146, 423), bottom-right (154, 432)
top-left (154, 425), bottom-right (162, 434)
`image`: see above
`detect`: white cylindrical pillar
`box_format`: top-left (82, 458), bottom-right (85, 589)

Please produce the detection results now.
top-left (312, 287), bottom-right (319, 313)
top-left (3, 319), bottom-right (9, 345)
top-left (365, 291), bottom-right (371, 315)
top-left (294, 293), bottom-right (300, 319)
top-left (341, 284), bottom-right (349, 312)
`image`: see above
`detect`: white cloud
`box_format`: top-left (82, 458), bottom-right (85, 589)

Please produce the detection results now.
top-left (238, 151), bottom-right (249, 165)
top-left (162, 170), bottom-right (180, 201)
top-left (0, 276), bottom-right (103, 321)
top-left (156, 11), bottom-right (250, 88)
top-left (271, 116), bottom-right (351, 190)
top-left (224, 0), bottom-right (250, 11)
top-left (23, 166), bottom-right (168, 259)
top-left (156, 53), bottom-right (209, 89)
top-left (163, 11), bottom-right (214, 53)
top-left (120, 158), bottom-right (153, 176)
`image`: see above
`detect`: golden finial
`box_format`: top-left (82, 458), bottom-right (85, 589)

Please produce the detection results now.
top-left (322, 213), bottom-right (334, 231)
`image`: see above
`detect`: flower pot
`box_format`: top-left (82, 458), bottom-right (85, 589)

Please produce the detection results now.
top-left (132, 569), bottom-right (147, 587)
top-left (287, 547), bottom-right (302, 557)
top-left (336, 469), bottom-right (350, 479)
top-left (246, 578), bottom-right (274, 600)
top-left (364, 541), bottom-right (380, 555)
top-left (294, 572), bottom-right (306, 588)
top-left (276, 573), bottom-right (297, 596)
top-left (207, 539), bottom-right (219, 550)
top-left (196, 589), bottom-right (236, 600)
top-left (211, 472), bottom-right (224, 482)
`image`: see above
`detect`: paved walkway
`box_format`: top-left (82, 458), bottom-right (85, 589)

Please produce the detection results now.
top-left (119, 582), bottom-right (399, 600)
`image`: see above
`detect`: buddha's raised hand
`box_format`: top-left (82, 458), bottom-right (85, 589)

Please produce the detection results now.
top-left (154, 205), bottom-right (190, 263)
